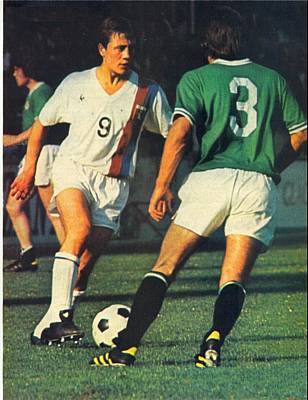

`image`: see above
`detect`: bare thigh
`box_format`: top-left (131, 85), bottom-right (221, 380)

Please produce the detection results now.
top-left (56, 188), bottom-right (92, 256)
top-left (38, 185), bottom-right (66, 244)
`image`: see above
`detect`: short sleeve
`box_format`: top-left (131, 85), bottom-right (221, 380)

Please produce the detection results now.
top-left (280, 77), bottom-right (307, 134)
top-left (39, 76), bottom-right (71, 126)
top-left (173, 71), bottom-right (204, 126)
top-left (31, 85), bottom-right (53, 118)
top-left (144, 85), bottom-right (172, 137)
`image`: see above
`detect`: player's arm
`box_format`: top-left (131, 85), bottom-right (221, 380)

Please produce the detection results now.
top-left (3, 127), bottom-right (32, 147)
top-left (277, 75), bottom-right (307, 172)
top-left (149, 116), bottom-right (192, 221)
top-left (11, 78), bottom-right (68, 200)
top-left (4, 87), bottom-right (53, 148)
top-left (10, 119), bottom-right (47, 200)
top-left (276, 129), bottom-right (307, 173)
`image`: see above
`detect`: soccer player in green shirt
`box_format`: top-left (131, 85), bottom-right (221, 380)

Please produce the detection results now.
top-left (93, 6), bottom-right (305, 367)
top-left (4, 56), bottom-right (66, 272)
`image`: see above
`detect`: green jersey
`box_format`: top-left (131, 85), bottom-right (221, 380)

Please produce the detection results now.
top-left (22, 82), bottom-right (53, 130)
top-left (174, 59), bottom-right (307, 181)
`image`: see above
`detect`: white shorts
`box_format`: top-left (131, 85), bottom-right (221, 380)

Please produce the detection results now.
top-left (50, 157), bottom-right (130, 231)
top-left (174, 168), bottom-right (278, 247)
top-left (18, 144), bottom-right (60, 186)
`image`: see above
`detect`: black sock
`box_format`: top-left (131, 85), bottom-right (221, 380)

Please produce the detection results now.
top-left (206, 281), bottom-right (246, 344)
top-left (116, 272), bottom-right (170, 350)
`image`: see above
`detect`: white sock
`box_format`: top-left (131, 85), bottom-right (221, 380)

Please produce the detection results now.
top-left (21, 246), bottom-right (34, 255)
top-left (33, 252), bottom-right (79, 338)
top-left (72, 289), bottom-right (86, 308)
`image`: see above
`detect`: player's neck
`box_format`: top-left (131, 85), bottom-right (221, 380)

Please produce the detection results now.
top-left (26, 78), bottom-right (39, 91)
top-left (207, 56), bottom-right (216, 64)
top-left (96, 65), bottom-right (129, 95)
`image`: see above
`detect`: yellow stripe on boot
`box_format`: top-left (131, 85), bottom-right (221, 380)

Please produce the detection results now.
top-left (122, 347), bottom-right (138, 356)
top-left (206, 331), bottom-right (220, 341)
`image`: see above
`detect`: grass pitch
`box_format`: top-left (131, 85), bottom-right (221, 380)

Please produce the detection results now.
top-left (3, 243), bottom-right (307, 399)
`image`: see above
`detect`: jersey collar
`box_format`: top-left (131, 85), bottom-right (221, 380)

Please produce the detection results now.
top-left (212, 58), bottom-right (251, 66)
top-left (28, 81), bottom-right (44, 95)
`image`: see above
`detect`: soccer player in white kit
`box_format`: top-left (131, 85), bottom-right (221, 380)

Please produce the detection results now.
top-left (11, 16), bottom-right (172, 345)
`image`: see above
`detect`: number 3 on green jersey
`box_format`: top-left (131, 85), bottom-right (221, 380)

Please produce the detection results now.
top-left (229, 77), bottom-right (257, 137)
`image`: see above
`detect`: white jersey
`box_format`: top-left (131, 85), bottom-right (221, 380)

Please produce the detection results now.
top-left (39, 68), bottom-right (171, 177)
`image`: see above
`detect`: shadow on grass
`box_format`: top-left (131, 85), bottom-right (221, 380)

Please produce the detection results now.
top-left (39, 334), bottom-right (306, 352)
top-left (4, 284), bottom-right (306, 307)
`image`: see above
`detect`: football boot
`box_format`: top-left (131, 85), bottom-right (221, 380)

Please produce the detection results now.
top-left (4, 248), bottom-right (38, 272)
top-left (90, 347), bottom-right (137, 367)
top-left (195, 330), bottom-right (222, 368)
top-left (31, 309), bottom-right (84, 346)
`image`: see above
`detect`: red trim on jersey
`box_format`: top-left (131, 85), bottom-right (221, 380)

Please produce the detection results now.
top-left (107, 81), bottom-right (150, 177)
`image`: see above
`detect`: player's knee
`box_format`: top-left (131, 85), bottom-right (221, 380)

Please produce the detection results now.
top-left (6, 200), bottom-right (22, 218)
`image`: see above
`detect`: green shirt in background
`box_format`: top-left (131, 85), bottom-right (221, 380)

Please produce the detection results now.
top-left (22, 82), bottom-right (53, 130)
top-left (174, 59), bottom-right (307, 182)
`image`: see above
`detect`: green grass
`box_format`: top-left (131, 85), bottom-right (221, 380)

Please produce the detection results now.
top-left (3, 244), bottom-right (307, 400)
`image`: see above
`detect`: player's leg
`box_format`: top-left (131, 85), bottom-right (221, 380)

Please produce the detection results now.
top-left (35, 145), bottom-right (66, 244)
top-left (195, 234), bottom-right (262, 368)
top-left (115, 170), bottom-right (231, 354)
top-left (73, 172), bottom-right (129, 303)
top-left (32, 188), bottom-right (92, 344)
top-left (196, 170), bottom-right (277, 367)
top-left (37, 184), bottom-right (66, 244)
top-left (91, 222), bottom-right (202, 366)
top-left (73, 226), bottom-right (114, 304)
top-left (91, 170), bottom-right (232, 366)
top-left (4, 189), bottom-right (38, 272)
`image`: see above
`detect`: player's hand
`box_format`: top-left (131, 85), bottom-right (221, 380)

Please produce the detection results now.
top-left (10, 171), bottom-right (34, 200)
top-left (148, 186), bottom-right (174, 222)
top-left (3, 134), bottom-right (17, 148)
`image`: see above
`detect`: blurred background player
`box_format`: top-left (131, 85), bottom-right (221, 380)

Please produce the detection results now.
top-left (4, 55), bottom-right (66, 272)
top-left (11, 16), bottom-right (171, 345)
top-left (92, 6), bottom-right (307, 368)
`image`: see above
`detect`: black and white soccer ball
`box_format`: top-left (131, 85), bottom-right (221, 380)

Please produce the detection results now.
top-left (92, 304), bottom-right (131, 347)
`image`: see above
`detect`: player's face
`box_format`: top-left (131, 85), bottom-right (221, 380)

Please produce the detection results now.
top-left (99, 33), bottom-right (135, 76)
top-left (13, 66), bottom-right (29, 87)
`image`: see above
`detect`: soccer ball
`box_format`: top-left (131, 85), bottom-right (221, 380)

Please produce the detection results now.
top-left (92, 304), bottom-right (131, 347)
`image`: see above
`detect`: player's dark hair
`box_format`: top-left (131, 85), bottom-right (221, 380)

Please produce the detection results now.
top-left (98, 16), bottom-right (135, 47)
top-left (201, 6), bottom-right (246, 60)
top-left (12, 51), bottom-right (44, 81)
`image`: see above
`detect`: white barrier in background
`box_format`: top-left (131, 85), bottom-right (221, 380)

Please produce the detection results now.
top-left (276, 160), bottom-right (307, 228)
top-left (3, 159), bottom-right (307, 247)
